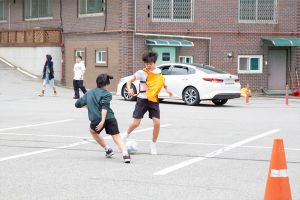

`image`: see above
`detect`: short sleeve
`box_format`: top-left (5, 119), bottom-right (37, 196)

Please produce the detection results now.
top-left (73, 64), bottom-right (76, 71)
top-left (134, 70), bottom-right (142, 80)
top-left (81, 63), bottom-right (86, 70)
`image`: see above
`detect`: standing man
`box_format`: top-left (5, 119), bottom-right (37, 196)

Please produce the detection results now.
top-left (73, 55), bottom-right (87, 99)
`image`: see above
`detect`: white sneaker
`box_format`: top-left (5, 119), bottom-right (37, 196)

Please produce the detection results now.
top-left (150, 145), bottom-right (157, 155)
top-left (121, 133), bottom-right (128, 141)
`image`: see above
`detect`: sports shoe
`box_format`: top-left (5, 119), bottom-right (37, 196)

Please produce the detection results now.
top-left (121, 133), bottom-right (129, 141)
top-left (53, 93), bottom-right (57, 97)
top-left (38, 93), bottom-right (44, 97)
top-left (150, 145), bottom-right (157, 155)
top-left (123, 154), bottom-right (131, 163)
top-left (105, 148), bottom-right (114, 158)
top-left (73, 96), bottom-right (79, 99)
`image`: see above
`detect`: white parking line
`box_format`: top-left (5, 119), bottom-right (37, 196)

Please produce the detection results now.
top-left (153, 129), bottom-right (281, 175)
top-left (0, 141), bottom-right (90, 162)
top-left (0, 132), bottom-right (93, 139)
top-left (0, 124), bottom-right (173, 162)
top-left (0, 124), bottom-right (173, 138)
top-left (131, 124), bottom-right (173, 133)
top-left (0, 119), bottom-right (74, 132)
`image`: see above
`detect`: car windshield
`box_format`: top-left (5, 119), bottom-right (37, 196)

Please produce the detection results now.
top-left (191, 64), bottom-right (227, 74)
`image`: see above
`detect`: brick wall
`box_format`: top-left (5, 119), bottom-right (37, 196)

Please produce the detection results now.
top-left (0, 0), bottom-right (61, 30)
top-left (1, 0), bottom-right (299, 92)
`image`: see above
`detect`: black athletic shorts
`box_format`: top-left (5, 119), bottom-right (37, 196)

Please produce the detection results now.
top-left (133, 98), bottom-right (160, 119)
top-left (90, 118), bottom-right (119, 135)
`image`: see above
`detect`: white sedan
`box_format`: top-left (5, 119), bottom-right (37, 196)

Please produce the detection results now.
top-left (117, 63), bottom-right (241, 106)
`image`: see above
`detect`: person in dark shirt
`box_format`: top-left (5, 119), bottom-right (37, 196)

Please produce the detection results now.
top-left (75, 74), bottom-right (130, 163)
top-left (39, 54), bottom-right (57, 97)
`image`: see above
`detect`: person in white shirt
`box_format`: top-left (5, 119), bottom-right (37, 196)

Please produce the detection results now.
top-left (73, 55), bottom-right (87, 99)
top-left (121, 51), bottom-right (173, 155)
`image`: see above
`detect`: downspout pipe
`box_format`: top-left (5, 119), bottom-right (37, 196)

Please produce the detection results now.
top-left (61, 33), bottom-right (63, 83)
top-left (9, 3), bottom-right (10, 30)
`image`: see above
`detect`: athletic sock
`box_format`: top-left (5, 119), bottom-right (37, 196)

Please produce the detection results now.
top-left (54, 91), bottom-right (56, 93)
top-left (104, 146), bottom-right (110, 152)
top-left (42, 90), bottom-right (44, 94)
top-left (150, 142), bottom-right (156, 147)
top-left (125, 132), bottom-right (130, 139)
top-left (122, 151), bottom-right (128, 156)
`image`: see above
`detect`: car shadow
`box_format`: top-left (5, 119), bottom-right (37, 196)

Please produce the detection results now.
top-left (159, 100), bottom-right (237, 107)
top-left (116, 98), bottom-right (237, 107)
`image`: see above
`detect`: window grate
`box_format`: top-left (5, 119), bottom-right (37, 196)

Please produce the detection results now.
top-left (153, 0), bottom-right (193, 22)
top-left (0, 0), bottom-right (7, 21)
top-left (239, 0), bottom-right (278, 23)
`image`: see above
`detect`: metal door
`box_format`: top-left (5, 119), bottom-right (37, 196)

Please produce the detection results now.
top-left (152, 47), bottom-right (176, 67)
top-left (268, 50), bottom-right (286, 90)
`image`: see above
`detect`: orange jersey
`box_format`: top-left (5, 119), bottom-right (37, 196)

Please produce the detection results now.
top-left (143, 68), bottom-right (164, 102)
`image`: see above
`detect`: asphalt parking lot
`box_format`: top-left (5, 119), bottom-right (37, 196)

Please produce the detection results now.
top-left (0, 61), bottom-right (300, 200)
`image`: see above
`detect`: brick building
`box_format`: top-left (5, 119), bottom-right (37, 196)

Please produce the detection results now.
top-left (0, 0), bottom-right (299, 93)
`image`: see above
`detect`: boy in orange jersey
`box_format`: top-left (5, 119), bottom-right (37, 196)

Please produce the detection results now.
top-left (121, 51), bottom-right (173, 155)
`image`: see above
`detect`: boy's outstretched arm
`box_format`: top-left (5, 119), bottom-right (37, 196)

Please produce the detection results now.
top-left (163, 81), bottom-right (173, 97)
top-left (127, 76), bottom-right (137, 96)
top-left (75, 95), bottom-right (87, 108)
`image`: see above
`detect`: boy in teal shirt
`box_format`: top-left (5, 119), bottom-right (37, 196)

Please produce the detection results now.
top-left (75, 74), bottom-right (130, 163)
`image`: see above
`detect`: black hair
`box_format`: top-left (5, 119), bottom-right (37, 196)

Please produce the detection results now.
top-left (142, 51), bottom-right (158, 63)
top-left (96, 73), bottom-right (113, 88)
top-left (45, 54), bottom-right (52, 66)
top-left (76, 55), bottom-right (82, 60)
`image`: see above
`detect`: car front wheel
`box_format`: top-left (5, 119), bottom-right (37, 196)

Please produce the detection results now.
top-left (122, 84), bottom-right (137, 101)
top-left (212, 99), bottom-right (228, 105)
top-left (183, 87), bottom-right (200, 106)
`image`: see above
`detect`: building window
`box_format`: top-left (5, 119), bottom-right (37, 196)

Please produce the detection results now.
top-left (153, 0), bottom-right (193, 22)
top-left (24, 0), bottom-right (53, 20)
top-left (0, 0), bottom-right (6, 22)
top-left (76, 50), bottom-right (85, 62)
top-left (179, 56), bottom-right (193, 63)
top-left (238, 55), bottom-right (263, 73)
top-left (239, 0), bottom-right (278, 23)
top-left (96, 51), bottom-right (106, 63)
top-left (78, 0), bottom-right (103, 17)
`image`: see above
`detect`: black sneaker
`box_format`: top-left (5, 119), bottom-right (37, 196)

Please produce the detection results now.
top-left (123, 154), bottom-right (131, 163)
top-left (105, 148), bottom-right (114, 158)
top-left (73, 96), bottom-right (80, 99)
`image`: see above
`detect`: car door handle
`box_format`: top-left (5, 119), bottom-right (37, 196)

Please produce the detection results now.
top-left (182, 79), bottom-right (188, 80)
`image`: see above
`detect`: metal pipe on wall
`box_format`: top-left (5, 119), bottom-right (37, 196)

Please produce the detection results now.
top-left (9, 3), bottom-right (10, 30)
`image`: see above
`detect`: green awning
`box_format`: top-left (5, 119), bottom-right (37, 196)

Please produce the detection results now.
top-left (145, 39), bottom-right (194, 46)
top-left (262, 38), bottom-right (300, 46)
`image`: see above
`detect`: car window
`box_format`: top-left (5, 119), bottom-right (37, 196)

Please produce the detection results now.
top-left (192, 64), bottom-right (227, 74)
top-left (170, 66), bottom-right (189, 75)
top-left (188, 68), bottom-right (196, 74)
top-left (158, 66), bottom-right (171, 75)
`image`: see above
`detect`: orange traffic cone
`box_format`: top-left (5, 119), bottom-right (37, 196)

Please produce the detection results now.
top-left (264, 139), bottom-right (292, 200)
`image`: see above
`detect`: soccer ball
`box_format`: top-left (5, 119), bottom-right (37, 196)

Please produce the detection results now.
top-left (126, 141), bottom-right (138, 154)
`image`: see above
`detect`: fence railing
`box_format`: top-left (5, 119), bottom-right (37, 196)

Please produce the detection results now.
top-left (0, 28), bottom-right (61, 47)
